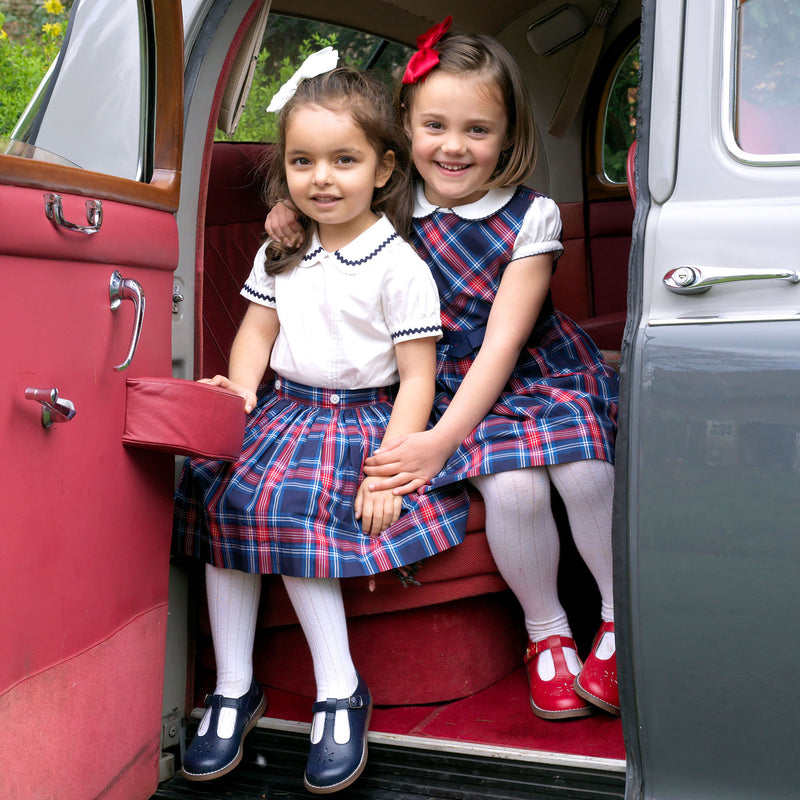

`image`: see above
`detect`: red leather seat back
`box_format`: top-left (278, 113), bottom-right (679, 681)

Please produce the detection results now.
top-left (199, 142), bottom-right (273, 378)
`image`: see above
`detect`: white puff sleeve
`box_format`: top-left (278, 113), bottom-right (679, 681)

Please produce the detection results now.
top-left (240, 241), bottom-right (277, 307)
top-left (381, 243), bottom-right (443, 344)
top-left (512, 195), bottom-right (564, 262)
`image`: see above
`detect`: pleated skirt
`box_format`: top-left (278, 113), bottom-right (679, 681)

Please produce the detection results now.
top-left (173, 376), bottom-right (470, 577)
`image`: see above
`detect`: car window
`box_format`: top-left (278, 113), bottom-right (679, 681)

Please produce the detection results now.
top-left (602, 41), bottom-right (639, 184)
top-left (2, 0), bottom-right (150, 181)
top-left (217, 14), bottom-right (412, 143)
top-left (735, 0), bottom-right (800, 156)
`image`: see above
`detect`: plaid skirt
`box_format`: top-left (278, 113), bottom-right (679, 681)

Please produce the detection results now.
top-left (428, 310), bottom-right (619, 489)
top-left (173, 377), bottom-right (469, 577)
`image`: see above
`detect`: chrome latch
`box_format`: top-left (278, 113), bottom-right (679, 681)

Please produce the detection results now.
top-left (172, 280), bottom-right (185, 316)
top-left (25, 387), bottom-right (77, 428)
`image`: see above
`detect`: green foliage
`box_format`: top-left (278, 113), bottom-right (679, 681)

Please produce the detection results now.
top-left (220, 31), bottom-right (341, 144)
top-left (0, 2), bottom-right (72, 137)
top-left (218, 14), bottom-right (410, 143)
top-left (602, 43), bottom-right (639, 184)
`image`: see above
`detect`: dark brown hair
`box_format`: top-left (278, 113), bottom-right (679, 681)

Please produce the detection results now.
top-left (397, 32), bottom-right (537, 188)
top-left (262, 67), bottom-right (412, 274)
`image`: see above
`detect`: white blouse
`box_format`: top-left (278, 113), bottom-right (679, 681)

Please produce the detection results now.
top-left (241, 215), bottom-right (442, 389)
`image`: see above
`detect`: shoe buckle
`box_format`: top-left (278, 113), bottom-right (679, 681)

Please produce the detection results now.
top-left (348, 695), bottom-right (365, 709)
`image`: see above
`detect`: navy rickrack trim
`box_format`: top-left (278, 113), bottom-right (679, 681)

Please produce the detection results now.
top-left (301, 233), bottom-right (400, 267)
top-left (242, 283), bottom-right (275, 303)
top-left (304, 245), bottom-right (325, 261)
top-left (391, 325), bottom-right (442, 340)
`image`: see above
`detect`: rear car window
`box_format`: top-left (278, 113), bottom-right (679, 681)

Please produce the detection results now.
top-left (735, 0), bottom-right (800, 156)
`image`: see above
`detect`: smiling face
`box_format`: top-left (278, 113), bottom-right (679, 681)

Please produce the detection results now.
top-left (404, 70), bottom-right (509, 208)
top-left (284, 104), bottom-right (395, 250)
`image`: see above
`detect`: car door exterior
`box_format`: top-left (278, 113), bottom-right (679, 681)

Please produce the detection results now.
top-left (0, 2), bottom-right (183, 798)
top-left (620, 0), bottom-right (800, 798)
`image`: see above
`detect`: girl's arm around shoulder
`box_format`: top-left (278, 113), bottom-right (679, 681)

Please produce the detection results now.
top-left (264, 200), bottom-right (304, 249)
top-left (202, 302), bottom-right (280, 413)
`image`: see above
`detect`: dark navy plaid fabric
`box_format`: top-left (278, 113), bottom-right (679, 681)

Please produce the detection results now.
top-left (173, 377), bottom-right (469, 577)
top-left (412, 186), bottom-right (618, 488)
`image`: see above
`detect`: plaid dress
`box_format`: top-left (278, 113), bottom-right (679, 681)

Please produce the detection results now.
top-left (411, 185), bottom-right (618, 488)
top-left (173, 218), bottom-right (470, 577)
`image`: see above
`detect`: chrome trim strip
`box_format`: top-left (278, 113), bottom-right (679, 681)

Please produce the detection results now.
top-left (649, 312), bottom-right (800, 327)
top-left (188, 708), bottom-right (627, 772)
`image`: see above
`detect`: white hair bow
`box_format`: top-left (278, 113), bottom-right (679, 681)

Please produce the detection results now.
top-left (266, 46), bottom-right (340, 112)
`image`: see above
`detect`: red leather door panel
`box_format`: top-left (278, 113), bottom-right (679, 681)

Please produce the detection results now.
top-left (0, 185), bottom-right (178, 799)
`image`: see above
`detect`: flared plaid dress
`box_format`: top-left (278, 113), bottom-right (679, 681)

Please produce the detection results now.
top-left (173, 217), bottom-right (470, 578)
top-left (410, 185), bottom-right (618, 488)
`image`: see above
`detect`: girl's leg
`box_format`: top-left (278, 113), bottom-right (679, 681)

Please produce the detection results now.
top-left (281, 576), bottom-right (359, 743)
top-left (548, 459), bottom-right (619, 714)
top-left (547, 459), bottom-right (615, 623)
top-left (469, 468), bottom-right (570, 640)
top-left (206, 562), bottom-right (261, 698)
top-left (282, 575), bottom-right (370, 793)
top-left (468, 469), bottom-right (589, 719)
top-left (182, 564), bottom-right (265, 780)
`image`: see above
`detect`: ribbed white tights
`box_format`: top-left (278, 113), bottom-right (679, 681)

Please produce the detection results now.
top-left (282, 575), bottom-right (358, 745)
top-left (202, 566), bottom-right (358, 744)
top-left (468, 460), bottom-right (615, 643)
top-left (199, 563), bottom-right (261, 738)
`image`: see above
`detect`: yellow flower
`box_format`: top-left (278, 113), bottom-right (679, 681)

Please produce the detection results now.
top-left (44, 0), bottom-right (65, 14)
top-left (0, 28), bottom-right (7, 41)
top-left (42, 21), bottom-right (63, 38)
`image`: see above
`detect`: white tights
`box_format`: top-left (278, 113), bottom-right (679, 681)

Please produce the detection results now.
top-left (202, 564), bottom-right (357, 744)
top-left (469, 460), bottom-right (615, 643)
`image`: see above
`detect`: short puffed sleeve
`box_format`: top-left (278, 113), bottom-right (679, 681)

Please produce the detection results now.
top-left (512, 195), bottom-right (564, 262)
top-left (240, 241), bottom-right (277, 307)
top-left (381, 242), bottom-right (443, 344)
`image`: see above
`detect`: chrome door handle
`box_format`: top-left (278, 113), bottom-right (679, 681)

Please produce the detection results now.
top-left (109, 270), bottom-right (145, 371)
top-left (25, 387), bottom-right (77, 428)
top-left (44, 193), bottom-right (103, 235)
top-left (664, 265), bottom-right (800, 295)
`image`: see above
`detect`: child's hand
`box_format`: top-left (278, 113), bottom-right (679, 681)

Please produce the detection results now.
top-left (265, 201), bottom-right (304, 248)
top-left (363, 431), bottom-right (448, 495)
top-left (355, 479), bottom-right (402, 537)
top-left (199, 375), bottom-right (258, 413)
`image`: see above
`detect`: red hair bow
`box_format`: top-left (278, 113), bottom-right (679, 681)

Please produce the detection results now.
top-left (402, 15), bottom-right (453, 84)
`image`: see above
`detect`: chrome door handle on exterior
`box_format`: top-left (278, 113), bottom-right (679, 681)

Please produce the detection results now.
top-left (25, 387), bottom-right (77, 428)
top-left (44, 193), bottom-right (103, 235)
top-left (109, 270), bottom-right (145, 371)
top-left (664, 265), bottom-right (800, 295)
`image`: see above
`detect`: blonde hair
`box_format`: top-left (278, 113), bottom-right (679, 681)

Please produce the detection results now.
top-left (397, 32), bottom-right (537, 188)
top-left (263, 68), bottom-right (412, 274)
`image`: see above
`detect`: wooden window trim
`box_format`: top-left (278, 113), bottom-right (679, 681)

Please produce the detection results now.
top-left (0, 0), bottom-right (183, 213)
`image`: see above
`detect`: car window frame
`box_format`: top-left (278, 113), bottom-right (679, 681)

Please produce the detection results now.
top-left (723, 0), bottom-right (800, 166)
top-left (585, 21), bottom-right (641, 201)
top-left (0, 0), bottom-right (183, 213)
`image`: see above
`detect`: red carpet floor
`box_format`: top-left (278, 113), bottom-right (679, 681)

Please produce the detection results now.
top-left (262, 665), bottom-right (625, 762)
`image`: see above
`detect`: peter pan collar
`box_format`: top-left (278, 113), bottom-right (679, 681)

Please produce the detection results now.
top-left (412, 183), bottom-right (517, 220)
top-left (301, 214), bottom-right (399, 273)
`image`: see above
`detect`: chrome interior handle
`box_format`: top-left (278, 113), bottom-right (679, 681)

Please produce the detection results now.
top-left (25, 387), bottom-right (77, 428)
top-left (44, 193), bottom-right (103, 234)
top-left (109, 270), bottom-right (145, 371)
top-left (664, 265), bottom-right (800, 295)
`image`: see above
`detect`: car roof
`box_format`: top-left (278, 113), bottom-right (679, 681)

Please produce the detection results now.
top-left (268, 0), bottom-right (545, 43)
